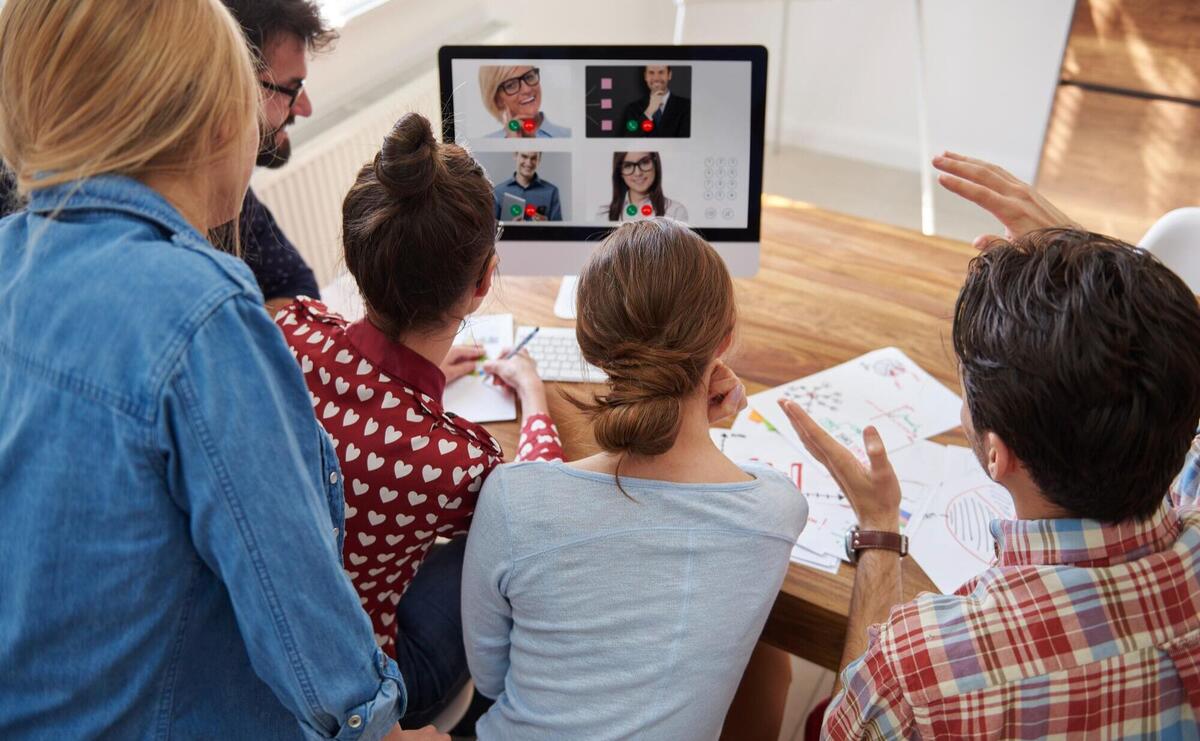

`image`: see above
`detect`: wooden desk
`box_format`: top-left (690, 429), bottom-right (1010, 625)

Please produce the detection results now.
top-left (478, 196), bottom-right (978, 671)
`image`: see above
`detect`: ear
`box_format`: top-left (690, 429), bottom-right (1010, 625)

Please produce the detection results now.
top-left (715, 330), bottom-right (735, 359)
top-left (472, 253), bottom-right (499, 301)
top-left (982, 431), bottom-right (1018, 482)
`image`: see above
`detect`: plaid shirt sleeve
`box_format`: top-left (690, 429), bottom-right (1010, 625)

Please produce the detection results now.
top-left (823, 624), bottom-right (914, 740)
top-left (1170, 430), bottom-right (1200, 508)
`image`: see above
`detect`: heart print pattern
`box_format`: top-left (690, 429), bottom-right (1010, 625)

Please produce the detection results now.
top-left (277, 298), bottom-right (563, 656)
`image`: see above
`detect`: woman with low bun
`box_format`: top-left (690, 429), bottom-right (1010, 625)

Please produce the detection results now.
top-left (462, 219), bottom-right (808, 739)
top-left (273, 112), bottom-right (562, 729)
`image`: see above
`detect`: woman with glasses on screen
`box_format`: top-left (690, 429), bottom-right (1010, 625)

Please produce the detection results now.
top-left (599, 151), bottom-right (690, 222)
top-left (479, 65), bottom-right (571, 138)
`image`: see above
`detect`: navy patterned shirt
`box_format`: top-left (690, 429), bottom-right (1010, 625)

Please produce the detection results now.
top-left (238, 187), bottom-right (320, 301)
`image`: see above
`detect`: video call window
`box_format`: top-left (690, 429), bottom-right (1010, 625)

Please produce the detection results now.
top-left (477, 65), bottom-right (573, 138)
top-left (597, 151), bottom-right (689, 223)
top-left (585, 65), bottom-right (693, 138)
top-left (475, 151), bottom-right (573, 222)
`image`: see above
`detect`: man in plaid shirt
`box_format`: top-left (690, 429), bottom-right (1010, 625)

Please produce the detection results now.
top-left (779, 155), bottom-right (1200, 739)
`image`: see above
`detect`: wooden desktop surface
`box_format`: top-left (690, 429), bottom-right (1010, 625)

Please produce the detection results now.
top-left (477, 196), bottom-right (978, 671)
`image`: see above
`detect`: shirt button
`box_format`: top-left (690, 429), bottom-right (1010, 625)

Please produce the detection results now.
top-left (347, 714), bottom-right (363, 729)
top-left (329, 471), bottom-right (339, 485)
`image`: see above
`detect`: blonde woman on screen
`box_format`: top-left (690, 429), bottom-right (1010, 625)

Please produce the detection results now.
top-left (478, 64), bottom-right (571, 138)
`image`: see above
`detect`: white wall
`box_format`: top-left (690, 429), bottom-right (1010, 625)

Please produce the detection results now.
top-left (296, 0), bottom-right (1073, 182)
top-left (292, 0), bottom-right (495, 144)
top-left (474, 0), bottom-right (1074, 182)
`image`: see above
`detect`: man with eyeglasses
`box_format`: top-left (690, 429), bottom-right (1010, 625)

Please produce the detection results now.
top-left (220, 0), bottom-right (332, 316)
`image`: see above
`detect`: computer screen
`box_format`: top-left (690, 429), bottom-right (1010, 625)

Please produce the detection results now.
top-left (439, 45), bottom-right (766, 277)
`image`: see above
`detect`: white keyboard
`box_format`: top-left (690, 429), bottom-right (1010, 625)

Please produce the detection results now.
top-left (520, 326), bottom-right (608, 384)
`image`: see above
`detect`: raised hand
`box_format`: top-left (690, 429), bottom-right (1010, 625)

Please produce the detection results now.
top-left (933, 151), bottom-right (1079, 251)
top-left (778, 399), bottom-right (901, 531)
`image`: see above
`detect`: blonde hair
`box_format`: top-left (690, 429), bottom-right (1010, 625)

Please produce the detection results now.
top-left (0, 0), bottom-right (259, 194)
top-left (478, 65), bottom-right (528, 123)
top-left (573, 219), bottom-right (737, 458)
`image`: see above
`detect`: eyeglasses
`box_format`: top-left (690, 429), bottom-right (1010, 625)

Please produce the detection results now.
top-left (498, 68), bottom-right (540, 96)
top-left (620, 156), bottom-right (656, 175)
top-left (476, 231), bottom-right (502, 287)
top-left (260, 78), bottom-right (304, 109)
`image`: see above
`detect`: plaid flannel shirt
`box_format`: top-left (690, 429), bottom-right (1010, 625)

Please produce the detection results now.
top-left (1171, 432), bottom-right (1200, 508)
top-left (824, 502), bottom-right (1200, 739)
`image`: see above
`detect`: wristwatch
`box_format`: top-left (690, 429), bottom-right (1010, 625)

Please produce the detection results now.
top-left (844, 526), bottom-right (908, 564)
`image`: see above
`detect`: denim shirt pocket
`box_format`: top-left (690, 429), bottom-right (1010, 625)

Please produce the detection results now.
top-left (318, 426), bottom-right (347, 554)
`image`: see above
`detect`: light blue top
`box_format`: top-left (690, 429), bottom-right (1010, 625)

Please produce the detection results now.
top-left (0, 176), bottom-right (403, 740)
top-left (462, 460), bottom-right (807, 740)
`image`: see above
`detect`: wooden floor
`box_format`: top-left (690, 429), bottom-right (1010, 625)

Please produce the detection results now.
top-left (479, 198), bottom-right (977, 670)
top-left (1038, 0), bottom-right (1200, 244)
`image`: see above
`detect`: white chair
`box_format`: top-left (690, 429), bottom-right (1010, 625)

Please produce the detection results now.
top-left (1139, 207), bottom-right (1200, 293)
top-left (431, 679), bottom-right (475, 735)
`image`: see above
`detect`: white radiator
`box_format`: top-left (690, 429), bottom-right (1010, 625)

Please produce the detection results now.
top-left (250, 70), bottom-right (443, 288)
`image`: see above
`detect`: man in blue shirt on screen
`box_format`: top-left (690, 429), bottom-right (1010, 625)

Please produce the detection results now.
top-left (493, 151), bottom-right (563, 222)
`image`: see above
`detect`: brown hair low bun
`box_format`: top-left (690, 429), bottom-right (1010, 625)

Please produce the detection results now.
top-left (590, 344), bottom-right (697, 456)
top-left (573, 219), bottom-right (737, 458)
top-left (342, 112), bottom-right (496, 339)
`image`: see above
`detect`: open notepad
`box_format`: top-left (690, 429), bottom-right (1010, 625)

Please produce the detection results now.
top-left (443, 314), bottom-right (517, 423)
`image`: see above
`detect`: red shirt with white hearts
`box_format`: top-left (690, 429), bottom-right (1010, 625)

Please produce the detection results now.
top-left (276, 298), bottom-right (562, 653)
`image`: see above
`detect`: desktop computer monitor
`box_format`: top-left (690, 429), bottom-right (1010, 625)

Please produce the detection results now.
top-left (439, 45), bottom-right (767, 282)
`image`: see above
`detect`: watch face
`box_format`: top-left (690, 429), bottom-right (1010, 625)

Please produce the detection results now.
top-left (844, 526), bottom-right (859, 564)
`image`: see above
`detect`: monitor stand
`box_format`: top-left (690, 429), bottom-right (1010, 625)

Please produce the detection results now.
top-left (553, 275), bottom-right (579, 320)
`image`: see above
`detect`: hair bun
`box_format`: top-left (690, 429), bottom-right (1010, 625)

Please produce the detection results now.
top-left (585, 344), bottom-right (697, 456)
top-left (374, 113), bottom-right (439, 200)
top-left (592, 395), bottom-right (682, 457)
top-left (570, 219), bottom-right (738, 461)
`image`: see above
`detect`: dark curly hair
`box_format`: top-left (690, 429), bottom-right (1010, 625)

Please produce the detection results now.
top-left (953, 228), bottom-right (1200, 523)
top-left (220, 0), bottom-right (337, 63)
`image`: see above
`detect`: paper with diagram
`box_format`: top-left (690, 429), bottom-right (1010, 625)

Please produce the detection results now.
top-left (749, 347), bottom-right (962, 461)
top-left (906, 455), bottom-right (1015, 594)
top-left (712, 407), bottom-right (948, 574)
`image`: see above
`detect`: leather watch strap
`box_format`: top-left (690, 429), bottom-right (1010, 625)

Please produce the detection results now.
top-left (845, 527), bottom-right (908, 563)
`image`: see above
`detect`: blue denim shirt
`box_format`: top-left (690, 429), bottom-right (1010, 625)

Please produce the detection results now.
top-left (0, 176), bottom-right (404, 739)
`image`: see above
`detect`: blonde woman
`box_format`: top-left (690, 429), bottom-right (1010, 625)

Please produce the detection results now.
top-left (478, 65), bottom-right (571, 138)
top-left (462, 219), bottom-right (807, 739)
top-left (0, 1), bottom-right (439, 739)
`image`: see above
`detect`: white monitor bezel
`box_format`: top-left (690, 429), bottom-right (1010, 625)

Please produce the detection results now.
top-left (439, 45), bottom-right (767, 277)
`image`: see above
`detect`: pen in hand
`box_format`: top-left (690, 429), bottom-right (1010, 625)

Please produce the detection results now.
top-left (483, 326), bottom-right (540, 386)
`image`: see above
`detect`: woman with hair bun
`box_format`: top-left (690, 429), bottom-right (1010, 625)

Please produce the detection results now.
top-left (273, 112), bottom-right (562, 728)
top-left (462, 218), bottom-right (807, 739)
